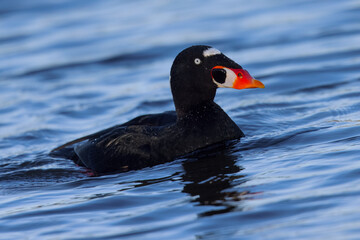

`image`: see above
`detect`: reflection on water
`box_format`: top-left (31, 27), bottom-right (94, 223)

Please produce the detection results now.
top-left (1, 0), bottom-right (360, 239)
top-left (182, 143), bottom-right (248, 216)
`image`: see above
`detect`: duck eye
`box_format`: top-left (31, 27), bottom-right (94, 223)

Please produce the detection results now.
top-left (211, 68), bottom-right (226, 84)
top-left (194, 58), bottom-right (201, 65)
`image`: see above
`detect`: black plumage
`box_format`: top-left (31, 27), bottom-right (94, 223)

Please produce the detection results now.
top-left (51, 45), bottom-right (264, 173)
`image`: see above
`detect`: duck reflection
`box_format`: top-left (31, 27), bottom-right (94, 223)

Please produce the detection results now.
top-left (181, 142), bottom-right (250, 217)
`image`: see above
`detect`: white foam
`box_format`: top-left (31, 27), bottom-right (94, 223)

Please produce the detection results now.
top-left (203, 48), bottom-right (221, 57)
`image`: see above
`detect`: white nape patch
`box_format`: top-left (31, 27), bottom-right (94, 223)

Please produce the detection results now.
top-left (203, 48), bottom-right (221, 57)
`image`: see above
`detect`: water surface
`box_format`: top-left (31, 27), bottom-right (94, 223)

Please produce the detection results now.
top-left (1, 0), bottom-right (360, 239)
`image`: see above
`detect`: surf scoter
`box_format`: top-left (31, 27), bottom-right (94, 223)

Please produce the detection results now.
top-left (51, 45), bottom-right (264, 173)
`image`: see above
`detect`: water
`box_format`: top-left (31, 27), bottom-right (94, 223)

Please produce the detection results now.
top-left (1, 0), bottom-right (360, 239)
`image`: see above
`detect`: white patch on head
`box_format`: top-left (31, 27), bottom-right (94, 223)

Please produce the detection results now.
top-left (203, 48), bottom-right (221, 58)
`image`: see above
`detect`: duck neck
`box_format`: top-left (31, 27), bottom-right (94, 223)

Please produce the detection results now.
top-left (174, 100), bottom-right (244, 140)
top-left (172, 89), bottom-right (217, 120)
top-left (175, 101), bottom-right (219, 121)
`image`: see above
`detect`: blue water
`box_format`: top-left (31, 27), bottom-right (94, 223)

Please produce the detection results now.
top-left (1, 0), bottom-right (360, 239)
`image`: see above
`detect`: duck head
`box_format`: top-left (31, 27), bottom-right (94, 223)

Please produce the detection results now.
top-left (170, 45), bottom-right (264, 116)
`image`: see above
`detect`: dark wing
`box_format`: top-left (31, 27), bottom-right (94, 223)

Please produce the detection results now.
top-left (74, 125), bottom-right (164, 173)
top-left (51, 111), bottom-right (176, 153)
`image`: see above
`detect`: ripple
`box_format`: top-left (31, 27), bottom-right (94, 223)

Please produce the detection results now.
top-left (1, 0), bottom-right (360, 239)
